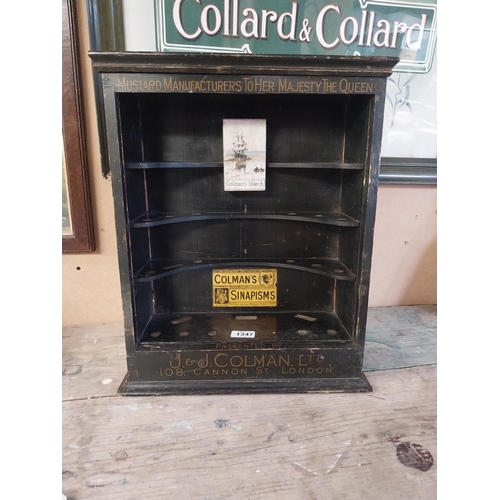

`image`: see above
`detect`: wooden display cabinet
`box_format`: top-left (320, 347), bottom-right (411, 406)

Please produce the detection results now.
top-left (90, 53), bottom-right (398, 395)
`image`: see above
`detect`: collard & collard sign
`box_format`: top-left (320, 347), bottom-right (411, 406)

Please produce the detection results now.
top-left (155, 0), bottom-right (437, 73)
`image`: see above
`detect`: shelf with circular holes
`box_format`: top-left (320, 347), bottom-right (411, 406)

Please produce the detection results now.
top-left (130, 211), bottom-right (360, 228)
top-left (138, 310), bottom-right (353, 348)
top-left (134, 258), bottom-right (355, 282)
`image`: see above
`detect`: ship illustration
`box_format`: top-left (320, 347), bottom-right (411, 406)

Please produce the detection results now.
top-left (230, 133), bottom-right (250, 170)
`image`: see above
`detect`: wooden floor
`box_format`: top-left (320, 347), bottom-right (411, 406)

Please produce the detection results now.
top-left (62, 305), bottom-right (437, 500)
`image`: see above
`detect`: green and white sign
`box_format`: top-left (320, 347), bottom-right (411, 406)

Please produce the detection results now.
top-left (155, 0), bottom-right (437, 73)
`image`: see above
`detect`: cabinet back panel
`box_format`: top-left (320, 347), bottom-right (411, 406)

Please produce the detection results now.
top-left (152, 268), bottom-right (333, 314)
top-left (148, 220), bottom-right (340, 261)
top-left (118, 93), bottom-right (371, 164)
top-left (143, 168), bottom-right (343, 215)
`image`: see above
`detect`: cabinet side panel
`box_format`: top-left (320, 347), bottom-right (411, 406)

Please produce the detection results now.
top-left (134, 282), bottom-right (154, 340)
top-left (354, 84), bottom-right (387, 346)
top-left (102, 86), bottom-right (136, 355)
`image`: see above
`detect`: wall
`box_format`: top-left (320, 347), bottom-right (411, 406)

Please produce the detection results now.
top-left (370, 185), bottom-right (436, 307)
top-left (62, 0), bottom-right (122, 326)
top-left (61, 1), bottom-right (436, 326)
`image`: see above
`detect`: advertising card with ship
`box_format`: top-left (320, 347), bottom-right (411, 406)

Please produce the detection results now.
top-left (223, 119), bottom-right (266, 192)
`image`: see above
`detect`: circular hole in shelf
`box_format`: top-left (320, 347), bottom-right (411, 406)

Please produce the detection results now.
top-left (194, 260), bottom-right (203, 264)
top-left (208, 330), bottom-right (218, 337)
top-left (297, 330), bottom-right (310, 336)
top-left (150, 331), bottom-right (162, 338)
top-left (179, 331), bottom-right (190, 337)
top-left (327, 329), bottom-right (338, 336)
top-left (286, 260), bottom-right (295, 263)
top-left (311, 263), bottom-right (322, 268)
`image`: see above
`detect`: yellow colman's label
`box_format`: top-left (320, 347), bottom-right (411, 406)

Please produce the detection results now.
top-left (212, 269), bottom-right (277, 307)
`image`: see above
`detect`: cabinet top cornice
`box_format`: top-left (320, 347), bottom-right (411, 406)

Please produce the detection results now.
top-left (89, 52), bottom-right (399, 77)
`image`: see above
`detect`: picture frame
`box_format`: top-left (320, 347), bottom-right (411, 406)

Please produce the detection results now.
top-left (62, 0), bottom-right (95, 253)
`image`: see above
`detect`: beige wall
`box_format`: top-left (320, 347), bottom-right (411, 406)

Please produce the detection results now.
top-left (370, 185), bottom-right (436, 307)
top-left (63, 1), bottom-right (122, 326)
top-left (62, 3), bottom-right (436, 327)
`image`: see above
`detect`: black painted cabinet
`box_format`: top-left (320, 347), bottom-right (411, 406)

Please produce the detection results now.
top-left (90, 53), bottom-right (397, 394)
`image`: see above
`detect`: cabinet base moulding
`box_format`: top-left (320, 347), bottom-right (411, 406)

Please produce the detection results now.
top-left (118, 373), bottom-right (372, 395)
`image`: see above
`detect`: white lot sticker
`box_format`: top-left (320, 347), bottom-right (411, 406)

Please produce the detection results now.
top-left (231, 331), bottom-right (256, 338)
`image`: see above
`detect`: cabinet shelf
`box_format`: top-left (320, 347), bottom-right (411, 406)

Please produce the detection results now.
top-left (270, 162), bottom-right (364, 170)
top-left (138, 311), bottom-right (352, 348)
top-left (130, 211), bottom-right (360, 228)
top-left (135, 258), bottom-right (355, 282)
top-left (125, 161), bottom-right (364, 170)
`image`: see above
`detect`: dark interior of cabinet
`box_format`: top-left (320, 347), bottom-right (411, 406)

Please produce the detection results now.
top-left (117, 91), bottom-right (373, 348)
top-left (119, 93), bottom-right (371, 164)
